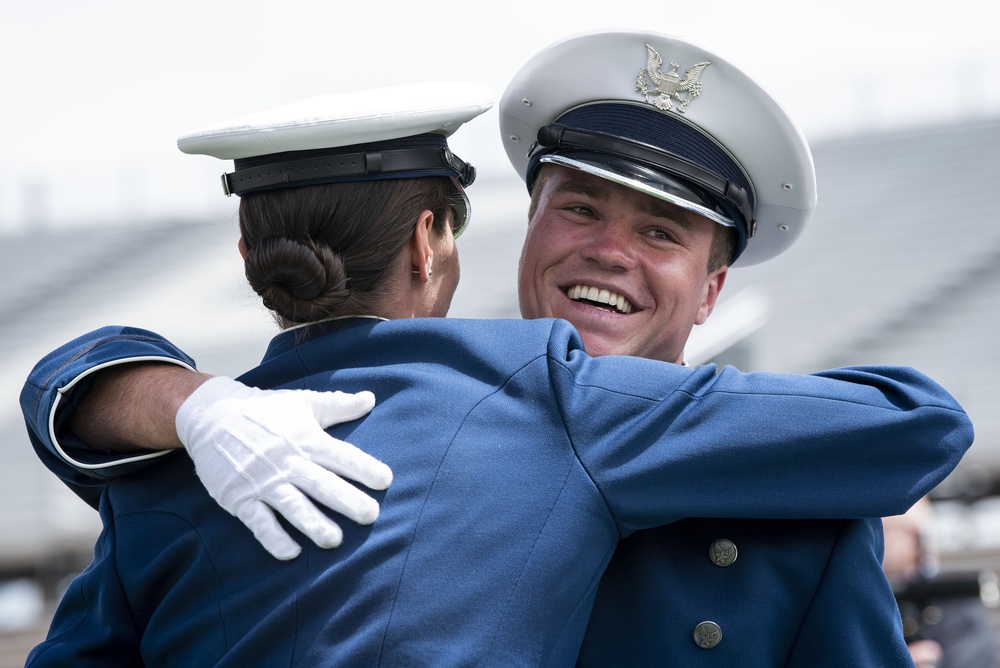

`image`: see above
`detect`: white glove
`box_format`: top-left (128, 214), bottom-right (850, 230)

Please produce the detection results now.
top-left (175, 376), bottom-right (392, 560)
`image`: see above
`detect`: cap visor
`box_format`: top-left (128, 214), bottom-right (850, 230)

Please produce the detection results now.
top-left (539, 153), bottom-right (736, 228)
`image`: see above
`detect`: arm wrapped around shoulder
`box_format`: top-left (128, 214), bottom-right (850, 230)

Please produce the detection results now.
top-left (810, 364), bottom-right (973, 508)
top-left (697, 363), bottom-right (974, 517)
top-left (176, 376), bottom-right (392, 560)
top-left (554, 349), bottom-right (974, 524)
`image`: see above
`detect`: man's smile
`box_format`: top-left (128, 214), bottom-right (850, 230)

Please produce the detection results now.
top-left (565, 284), bottom-right (635, 314)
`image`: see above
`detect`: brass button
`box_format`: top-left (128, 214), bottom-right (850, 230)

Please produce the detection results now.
top-left (709, 539), bottom-right (737, 567)
top-left (693, 621), bottom-right (722, 649)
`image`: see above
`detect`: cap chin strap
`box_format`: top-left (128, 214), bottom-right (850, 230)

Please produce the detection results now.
top-left (531, 124), bottom-right (754, 238)
top-left (222, 147), bottom-right (476, 197)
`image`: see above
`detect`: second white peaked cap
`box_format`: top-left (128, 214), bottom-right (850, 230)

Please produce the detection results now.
top-left (499, 30), bottom-right (817, 266)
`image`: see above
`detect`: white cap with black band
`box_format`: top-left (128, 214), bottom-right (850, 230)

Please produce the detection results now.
top-left (499, 30), bottom-right (816, 266)
top-left (177, 81), bottom-right (495, 236)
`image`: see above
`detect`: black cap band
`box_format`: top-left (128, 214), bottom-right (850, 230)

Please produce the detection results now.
top-left (222, 133), bottom-right (476, 197)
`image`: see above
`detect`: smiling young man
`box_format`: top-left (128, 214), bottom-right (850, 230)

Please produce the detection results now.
top-left (20, 30), bottom-right (972, 665)
top-left (518, 165), bottom-right (730, 363)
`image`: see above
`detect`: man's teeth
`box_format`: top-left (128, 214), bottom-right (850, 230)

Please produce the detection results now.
top-left (567, 284), bottom-right (634, 314)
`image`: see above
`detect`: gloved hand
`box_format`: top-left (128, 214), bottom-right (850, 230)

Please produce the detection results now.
top-left (175, 376), bottom-right (392, 560)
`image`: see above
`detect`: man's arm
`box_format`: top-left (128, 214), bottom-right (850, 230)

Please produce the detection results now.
top-left (552, 342), bottom-right (973, 523)
top-left (69, 361), bottom-right (209, 451)
top-left (21, 326), bottom-right (392, 559)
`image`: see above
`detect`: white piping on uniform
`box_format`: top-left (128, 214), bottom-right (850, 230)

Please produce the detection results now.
top-left (50, 356), bottom-right (197, 470)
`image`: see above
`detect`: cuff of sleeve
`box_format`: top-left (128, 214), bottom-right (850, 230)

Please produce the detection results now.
top-left (50, 357), bottom-right (194, 471)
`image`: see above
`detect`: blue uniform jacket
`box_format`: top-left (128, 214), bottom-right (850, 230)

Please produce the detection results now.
top-left (22, 318), bottom-right (972, 666)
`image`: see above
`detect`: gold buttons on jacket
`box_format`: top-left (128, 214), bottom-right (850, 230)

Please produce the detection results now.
top-left (693, 621), bottom-right (722, 649)
top-left (709, 539), bottom-right (737, 567)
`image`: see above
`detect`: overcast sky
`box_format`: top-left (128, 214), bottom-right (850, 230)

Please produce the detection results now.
top-left (2, 0), bottom-right (998, 231)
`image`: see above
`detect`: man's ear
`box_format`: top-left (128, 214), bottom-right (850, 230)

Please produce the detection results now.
top-left (695, 266), bottom-right (728, 325)
top-left (409, 210), bottom-right (435, 281)
top-left (237, 237), bottom-right (247, 260)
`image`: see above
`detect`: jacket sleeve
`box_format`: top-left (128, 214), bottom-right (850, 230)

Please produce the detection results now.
top-left (544, 321), bottom-right (973, 529)
top-left (19, 326), bottom-right (198, 508)
top-left (25, 493), bottom-right (144, 667)
top-left (787, 518), bottom-right (914, 666)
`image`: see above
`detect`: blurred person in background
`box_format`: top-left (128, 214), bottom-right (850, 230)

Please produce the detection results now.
top-left (884, 497), bottom-right (1000, 668)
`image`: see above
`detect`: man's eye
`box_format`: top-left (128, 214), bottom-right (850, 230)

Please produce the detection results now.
top-left (567, 205), bottom-right (595, 217)
top-left (646, 228), bottom-right (674, 241)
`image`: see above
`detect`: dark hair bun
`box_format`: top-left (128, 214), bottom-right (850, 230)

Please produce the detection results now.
top-left (244, 237), bottom-right (349, 323)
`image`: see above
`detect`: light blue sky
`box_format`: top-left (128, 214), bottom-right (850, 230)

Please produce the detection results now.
top-left (2, 0), bottom-right (998, 231)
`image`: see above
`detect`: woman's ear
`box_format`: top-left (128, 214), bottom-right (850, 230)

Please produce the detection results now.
top-left (409, 210), bottom-right (435, 281)
top-left (237, 237), bottom-right (248, 260)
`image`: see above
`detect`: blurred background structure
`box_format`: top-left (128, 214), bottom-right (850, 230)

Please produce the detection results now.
top-left (3, 0), bottom-right (1000, 663)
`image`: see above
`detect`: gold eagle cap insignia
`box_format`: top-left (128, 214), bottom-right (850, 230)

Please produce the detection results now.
top-left (636, 43), bottom-right (710, 113)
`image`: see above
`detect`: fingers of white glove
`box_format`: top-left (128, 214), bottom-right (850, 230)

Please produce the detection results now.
top-left (290, 462), bottom-right (383, 525)
top-left (303, 435), bottom-right (393, 491)
top-left (175, 377), bottom-right (378, 553)
top-left (235, 501), bottom-right (306, 561)
top-left (259, 485), bottom-right (348, 548)
top-left (308, 390), bottom-right (376, 427)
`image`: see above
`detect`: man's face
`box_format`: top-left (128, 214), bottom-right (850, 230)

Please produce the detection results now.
top-left (517, 165), bottom-right (728, 363)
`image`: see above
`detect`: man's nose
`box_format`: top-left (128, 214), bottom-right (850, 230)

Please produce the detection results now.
top-left (580, 221), bottom-right (637, 271)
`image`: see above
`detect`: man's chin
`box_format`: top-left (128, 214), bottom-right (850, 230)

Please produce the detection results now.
top-left (574, 329), bottom-right (681, 364)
